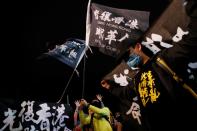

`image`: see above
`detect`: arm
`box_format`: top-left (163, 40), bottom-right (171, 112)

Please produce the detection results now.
top-left (80, 98), bottom-right (110, 117)
top-left (88, 105), bottom-right (110, 116)
top-left (78, 110), bottom-right (91, 125)
top-left (74, 100), bottom-right (80, 126)
top-left (96, 94), bottom-right (104, 108)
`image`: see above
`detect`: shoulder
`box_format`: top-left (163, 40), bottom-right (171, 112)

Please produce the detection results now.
top-left (102, 107), bottom-right (111, 112)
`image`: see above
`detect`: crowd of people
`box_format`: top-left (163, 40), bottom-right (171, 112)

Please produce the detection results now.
top-left (72, 94), bottom-right (122, 131)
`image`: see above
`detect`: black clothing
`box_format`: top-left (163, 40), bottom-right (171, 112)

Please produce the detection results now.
top-left (134, 1), bottom-right (197, 130)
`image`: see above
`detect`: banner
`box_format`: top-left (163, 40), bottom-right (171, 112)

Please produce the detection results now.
top-left (88, 3), bottom-right (150, 57)
top-left (0, 100), bottom-right (73, 131)
top-left (141, 0), bottom-right (189, 56)
top-left (140, 0), bottom-right (197, 84)
top-left (102, 61), bottom-right (139, 87)
top-left (46, 38), bottom-right (86, 69)
top-left (101, 61), bottom-right (150, 131)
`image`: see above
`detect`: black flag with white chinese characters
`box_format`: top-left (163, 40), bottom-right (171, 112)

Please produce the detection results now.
top-left (102, 60), bottom-right (138, 87)
top-left (0, 100), bottom-right (73, 131)
top-left (88, 3), bottom-right (150, 57)
top-left (46, 38), bottom-right (86, 69)
top-left (101, 61), bottom-right (149, 131)
top-left (140, 0), bottom-right (189, 56)
top-left (140, 0), bottom-right (197, 91)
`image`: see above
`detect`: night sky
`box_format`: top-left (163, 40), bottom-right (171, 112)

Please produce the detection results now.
top-left (2, 0), bottom-right (170, 109)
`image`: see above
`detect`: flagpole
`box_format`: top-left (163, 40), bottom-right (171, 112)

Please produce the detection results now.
top-left (81, 0), bottom-right (92, 99)
top-left (56, 67), bottom-right (77, 104)
top-left (82, 55), bottom-right (86, 98)
top-left (85, 0), bottom-right (92, 53)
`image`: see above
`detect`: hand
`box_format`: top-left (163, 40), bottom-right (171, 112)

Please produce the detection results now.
top-left (96, 94), bottom-right (103, 101)
top-left (75, 100), bottom-right (80, 108)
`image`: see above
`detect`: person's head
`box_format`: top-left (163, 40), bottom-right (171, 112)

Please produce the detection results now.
top-left (91, 99), bottom-right (102, 108)
top-left (86, 99), bottom-right (102, 115)
top-left (128, 43), bottom-right (150, 67)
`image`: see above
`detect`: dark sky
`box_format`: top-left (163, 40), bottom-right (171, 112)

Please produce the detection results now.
top-left (2, 0), bottom-right (170, 108)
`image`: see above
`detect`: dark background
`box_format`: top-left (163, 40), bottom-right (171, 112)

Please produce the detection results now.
top-left (2, 0), bottom-right (170, 110)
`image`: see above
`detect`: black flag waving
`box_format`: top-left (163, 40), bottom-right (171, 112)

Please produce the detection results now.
top-left (88, 2), bottom-right (150, 57)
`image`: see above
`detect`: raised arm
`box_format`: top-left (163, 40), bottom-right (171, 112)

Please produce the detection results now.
top-left (96, 94), bottom-right (104, 108)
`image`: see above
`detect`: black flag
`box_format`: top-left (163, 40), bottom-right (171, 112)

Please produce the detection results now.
top-left (88, 3), bottom-right (150, 57)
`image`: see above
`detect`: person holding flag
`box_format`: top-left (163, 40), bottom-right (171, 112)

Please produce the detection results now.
top-left (101, 0), bottom-right (197, 130)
